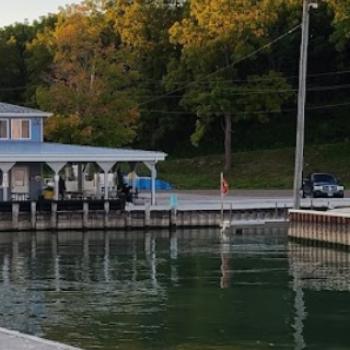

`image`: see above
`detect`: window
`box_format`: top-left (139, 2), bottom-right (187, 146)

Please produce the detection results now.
top-left (11, 119), bottom-right (31, 140)
top-left (0, 119), bottom-right (9, 139)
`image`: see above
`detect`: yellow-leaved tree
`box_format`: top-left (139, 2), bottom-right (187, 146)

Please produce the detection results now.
top-left (29, 1), bottom-right (140, 146)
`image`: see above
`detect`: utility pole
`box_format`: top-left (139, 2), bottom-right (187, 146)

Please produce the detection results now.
top-left (293, 0), bottom-right (317, 209)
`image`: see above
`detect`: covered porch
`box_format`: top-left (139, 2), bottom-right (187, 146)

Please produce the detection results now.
top-left (0, 142), bottom-right (166, 205)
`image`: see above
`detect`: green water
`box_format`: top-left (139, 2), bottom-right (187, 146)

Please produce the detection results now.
top-left (0, 228), bottom-right (349, 350)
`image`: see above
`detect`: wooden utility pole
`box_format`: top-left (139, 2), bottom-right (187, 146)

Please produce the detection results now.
top-left (293, 0), bottom-right (317, 209)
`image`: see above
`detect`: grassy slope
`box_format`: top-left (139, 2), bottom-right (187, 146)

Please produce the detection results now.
top-left (158, 143), bottom-right (350, 189)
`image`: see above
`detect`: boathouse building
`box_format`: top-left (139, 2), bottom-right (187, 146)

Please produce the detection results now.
top-left (0, 102), bottom-right (166, 204)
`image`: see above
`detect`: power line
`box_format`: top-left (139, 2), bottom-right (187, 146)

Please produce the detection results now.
top-left (136, 83), bottom-right (350, 98)
top-left (138, 68), bottom-right (350, 85)
top-left (141, 101), bottom-right (350, 115)
top-left (134, 23), bottom-right (302, 108)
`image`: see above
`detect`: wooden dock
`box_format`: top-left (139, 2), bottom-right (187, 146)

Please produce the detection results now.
top-left (0, 199), bottom-right (289, 231)
top-left (289, 209), bottom-right (350, 247)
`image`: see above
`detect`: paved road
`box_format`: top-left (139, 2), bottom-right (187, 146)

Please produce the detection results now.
top-left (136, 190), bottom-right (350, 210)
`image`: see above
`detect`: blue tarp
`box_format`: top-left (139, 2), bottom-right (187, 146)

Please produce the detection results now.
top-left (136, 178), bottom-right (173, 190)
top-left (124, 177), bottom-right (172, 190)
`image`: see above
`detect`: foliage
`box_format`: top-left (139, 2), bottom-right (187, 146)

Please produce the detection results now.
top-left (159, 142), bottom-right (350, 189)
top-left (329, 0), bottom-right (350, 50)
top-left (0, 0), bottom-right (349, 169)
top-left (32, 2), bottom-right (140, 146)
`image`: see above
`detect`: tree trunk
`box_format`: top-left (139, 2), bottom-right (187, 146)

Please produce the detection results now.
top-left (224, 113), bottom-right (232, 173)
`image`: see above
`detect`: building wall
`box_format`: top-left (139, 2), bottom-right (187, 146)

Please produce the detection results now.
top-left (30, 118), bottom-right (43, 142)
top-left (0, 163), bottom-right (43, 201)
top-left (0, 117), bottom-right (43, 142)
top-left (29, 163), bottom-right (43, 200)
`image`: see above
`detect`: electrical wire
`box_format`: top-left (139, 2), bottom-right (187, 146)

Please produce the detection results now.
top-left (137, 69), bottom-right (350, 85)
top-left (134, 23), bottom-right (302, 108)
top-left (141, 101), bottom-right (350, 116)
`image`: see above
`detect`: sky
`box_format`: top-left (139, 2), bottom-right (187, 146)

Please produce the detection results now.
top-left (0, 0), bottom-right (82, 27)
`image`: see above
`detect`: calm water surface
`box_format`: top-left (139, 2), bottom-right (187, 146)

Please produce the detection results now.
top-left (0, 227), bottom-right (349, 350)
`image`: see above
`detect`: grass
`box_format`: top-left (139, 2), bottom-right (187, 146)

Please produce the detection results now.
top-left (157, 143), bottom-right (350, 189)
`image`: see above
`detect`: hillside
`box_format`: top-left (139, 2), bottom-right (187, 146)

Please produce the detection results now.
top-left (158, 143), bottom-right (350, 189)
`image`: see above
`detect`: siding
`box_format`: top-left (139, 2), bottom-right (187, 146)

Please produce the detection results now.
top-left (30, 117), bottom-right (43, 142)
top-left (0, 117), bottom-right (43, 142)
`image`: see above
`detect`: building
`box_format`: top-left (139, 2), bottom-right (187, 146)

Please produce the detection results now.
top-left (0, 102), bottom-right (166, 204)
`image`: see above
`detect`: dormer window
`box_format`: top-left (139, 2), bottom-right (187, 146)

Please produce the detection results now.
top-left (0, 119), bottom-right (9, 139)
top-left (11, 119), bottom-right (31, 140)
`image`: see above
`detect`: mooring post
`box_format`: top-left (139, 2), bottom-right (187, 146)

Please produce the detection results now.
top-left (12, 202), bottom-right (19, 231)
top-left (104, 200), bottom-right (110, 229)
top-left (83, 201), bottom-right (89, 229)
top-left (51, 201), bottom-right (57, 230)
top-left (145, 203), bottom-right (151, 227)
top-left (31, 201), bottom-right (37, 230)
top-left (170, 207), bottom-right (177, 228)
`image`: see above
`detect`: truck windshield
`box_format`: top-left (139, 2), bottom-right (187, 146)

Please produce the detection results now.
top-left (313, 174), bottom-right (337, 184)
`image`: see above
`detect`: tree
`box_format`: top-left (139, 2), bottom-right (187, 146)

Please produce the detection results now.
top-left (108, 0), bottom-right (187, 150)
top-left (31, 1), bottom-right (140, 146)
top-left (329, 0), bottom-right (350, 50)
top-left (167, 0), bottom-right (294, 172)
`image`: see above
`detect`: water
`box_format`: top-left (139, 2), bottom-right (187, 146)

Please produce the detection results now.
top-left (0, 227), bottom-right (349, 350)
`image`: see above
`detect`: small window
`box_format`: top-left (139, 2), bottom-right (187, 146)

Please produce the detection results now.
top-left (11, 119), bottom-right (31, 140)
top-left (0, 120), bottom-right (9, 139)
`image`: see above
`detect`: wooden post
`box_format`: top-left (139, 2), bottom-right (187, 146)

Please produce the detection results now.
top-left (12, 203), bottom-right (19, 230)
top-left (104, 200), bottom-right (110, 229)
top-left (83, 201), bottom-right (89, 229)
top-left (145, 203), bottom-right (151, 227)
top-left (51, 201), bottom-right (57, 230)
top-left (31, 201), bottom-right (37, 230)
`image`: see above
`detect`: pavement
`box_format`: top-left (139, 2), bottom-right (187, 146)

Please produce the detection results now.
top-left (0, 327), bottom-right (81, 350)
top-left (135, 189), bottom-right (350, 210)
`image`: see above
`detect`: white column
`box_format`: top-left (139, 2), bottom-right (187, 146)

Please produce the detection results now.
top-left (0, 162), bottom-right (15, 201)
top-left (104, 170), bottom-right (109, 199)
top-left (144, 161), bottom-right (157, 206)
top-left (96, 162), bottom-right (115, 200)
top-left (54, 173), bottom-right (60, 200)
top-left (2, 172), bottom-right (9, 201)
top-left (151, 166), bottom-right (157, 205)
top-left (47, 162), bottom-right (66, 200)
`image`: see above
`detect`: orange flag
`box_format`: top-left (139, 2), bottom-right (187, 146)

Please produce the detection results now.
top-left (220, 173), bottom-right (229, 195)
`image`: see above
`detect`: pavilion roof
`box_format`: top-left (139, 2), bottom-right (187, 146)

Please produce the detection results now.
top-left (0, 142), bottom-right (166, 163)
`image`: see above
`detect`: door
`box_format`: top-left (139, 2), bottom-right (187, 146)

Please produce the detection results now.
top-left (11, 166), bottom-right (29, 200)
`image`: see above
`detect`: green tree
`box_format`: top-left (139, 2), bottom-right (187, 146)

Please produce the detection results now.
top-left (329, 0), bottom-right (350, 50)
top-left (109, 0), bottom-right (186, 150)
top-left (32, 1), bottom-right (140, 146)
top-left (167, 0), bottom-right (295, 172)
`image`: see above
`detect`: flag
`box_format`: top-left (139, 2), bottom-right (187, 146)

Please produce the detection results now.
top-left (220, 173), bottom-right (229, 195)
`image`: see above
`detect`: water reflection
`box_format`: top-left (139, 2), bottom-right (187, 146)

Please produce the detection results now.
top-left (288, 242), bottom-right (350, 291)
top-left (0, 228), bottom-right (348, 350)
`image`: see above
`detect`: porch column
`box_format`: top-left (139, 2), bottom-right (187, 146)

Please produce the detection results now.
top-left (47, 162), bottom-right (66, 200)
top-left (97, 162), bottom-right (115, 200)
top-left (144, 161), bottom-right (157, 206)
top-left (0, 163), bottom-right (15, 201)
top-left (128, 162), bottom-right (138, 189)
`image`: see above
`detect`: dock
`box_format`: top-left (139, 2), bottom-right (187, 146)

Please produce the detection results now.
top-left (289, 208), bottom-right (350, 247)
top-left (0, 327), bottom-right (81, 350)
top-left (0, 189), bottom-right (350, 231)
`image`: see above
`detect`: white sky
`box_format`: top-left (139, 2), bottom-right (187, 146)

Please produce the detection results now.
top-left (0, 0), bottom-right (82, 27)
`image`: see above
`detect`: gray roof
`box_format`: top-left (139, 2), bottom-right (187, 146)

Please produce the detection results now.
top-left (0, 102), bottom-right (52, 117)
top-left (0, 142), bottom-right (166, 163)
